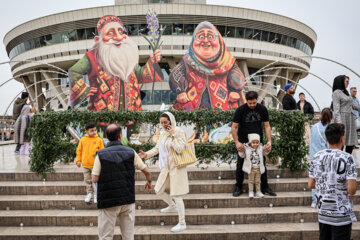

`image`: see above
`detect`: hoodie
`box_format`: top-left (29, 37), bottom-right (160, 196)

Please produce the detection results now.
top-left (76, 134), bottom-right (105, 168)
top-left (13, 98), bottom-right (27, 120)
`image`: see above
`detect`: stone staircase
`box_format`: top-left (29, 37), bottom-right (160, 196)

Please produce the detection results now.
top-left (0, 165), bottom-right (359, 240)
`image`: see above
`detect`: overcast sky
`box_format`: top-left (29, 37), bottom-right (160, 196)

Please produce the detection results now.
top-left (0, 0), bottom-right (359, 115)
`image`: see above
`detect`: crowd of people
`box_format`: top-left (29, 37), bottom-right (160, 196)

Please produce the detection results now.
top-left (10, 73), bottom-right (359, 239)
top-left (282, 75), bottom-right (359, 239)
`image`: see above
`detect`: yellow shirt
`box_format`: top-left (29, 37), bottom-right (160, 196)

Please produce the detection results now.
top-left (76, 135), bottom-right (105, 169)
top-left (92, 150), bottom-right (146, 176)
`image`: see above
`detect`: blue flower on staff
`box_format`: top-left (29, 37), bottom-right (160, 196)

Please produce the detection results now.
top-left (141, 8), bottom-right (167, 100)
top-left (143, 8), bottom-right (165, 51)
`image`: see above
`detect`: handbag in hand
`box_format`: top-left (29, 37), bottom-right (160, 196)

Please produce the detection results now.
top-left (170, 142), bottom-right (196, 168)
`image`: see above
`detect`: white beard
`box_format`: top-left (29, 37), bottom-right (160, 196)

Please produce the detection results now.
top-left (95, 37), bottom-right (139, 82)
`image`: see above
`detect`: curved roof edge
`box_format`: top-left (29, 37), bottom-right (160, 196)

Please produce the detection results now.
top-left (4, 3), bottom-right (317, 45)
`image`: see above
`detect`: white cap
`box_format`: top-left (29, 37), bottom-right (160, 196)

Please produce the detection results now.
top-left (248, 133), bottom-right (260, 143)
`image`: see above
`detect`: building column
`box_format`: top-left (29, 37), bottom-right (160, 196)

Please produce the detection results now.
top-left (21, 76), bottom-right (36, 101)
top-left (276, 68), bottom-right (289, 104)
top-left (292, 72), bottom-right (302, 90)
top-left (33, 72), bottom-right (45, 110)
top-left (257, 68), bottom-right (281, 102)
top-left (42, 72), bottom-right (68, 108)
top-left (238, 60), bottom-right (250, 91)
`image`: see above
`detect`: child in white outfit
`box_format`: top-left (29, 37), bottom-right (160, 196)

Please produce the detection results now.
top-left (239, 133), bottom-right (269, 198)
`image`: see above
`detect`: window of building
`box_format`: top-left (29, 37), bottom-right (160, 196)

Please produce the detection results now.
top-left (162, 90), bottom-right (170, 104)
top-left (170, 92), bottom-right (177, 104)
top-left (274, 34), bottom-right (281, 44)
top-left (281, 35), bottom-right (287, 45)
top-left (24, 40), bottom-right (31, 51)
top-left (235, 27), bottom-right (245, 38)
top-left (225, 26), bottom-right (235, 38)
top-left (34, 38), bottom-right (41, 48)
top-left (77, 29), bottom-right (86, 40)
top-left (252, 29), bottom-right (261, 40)
top-left (173, 23), bottom-right (183, 35)
top-left (139, 24), bottom-right (149, 35)
top-left (85, 28), bottom-right (96, 39)
top-left (153, 90), bottom-right (162, 104)
top-left (184, 24), bottom-right (194, 35)
top-left (216, 25), bottom-right (226, 36)
top-left (142, 90), bottom-right (152, 105)
top-left (261, 31), bottom-right (269, 41)
top-left (127, 24), bottom-right (140, 36)
top-left (160, 23), bottom-right (172, 35)
top-left (245, 28), bottom-right (253, 39)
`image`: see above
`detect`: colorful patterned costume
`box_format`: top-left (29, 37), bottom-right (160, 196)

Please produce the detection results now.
top-left (69, 50), bottom-right (161, 111)
top-left (169, 24), bottom-right (246, 110)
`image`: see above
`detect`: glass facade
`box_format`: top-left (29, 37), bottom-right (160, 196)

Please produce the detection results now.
top-left (8, 23), bottom-right (313, 59)
top-left (140, 90), bottom-right (176, 105)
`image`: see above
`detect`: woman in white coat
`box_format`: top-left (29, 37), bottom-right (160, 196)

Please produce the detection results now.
top-left (139, 112), bottom-right (189, 232)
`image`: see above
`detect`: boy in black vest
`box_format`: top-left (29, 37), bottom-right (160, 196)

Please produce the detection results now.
top-left (92, 124), bottom-right (152, 240)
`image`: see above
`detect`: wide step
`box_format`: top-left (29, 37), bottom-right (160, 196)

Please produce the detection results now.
top-left (0, 178), bottom-right (317, 195)
top-left (2, 206), bottom-right (360, 226)
top-left (1, 222), bottom-right (360, 240)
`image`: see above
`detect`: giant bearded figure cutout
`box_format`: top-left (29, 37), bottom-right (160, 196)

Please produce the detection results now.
top-left (69, 15), bottom-right (161, 111)
top-left (170, 21), bottom-right (246, 110)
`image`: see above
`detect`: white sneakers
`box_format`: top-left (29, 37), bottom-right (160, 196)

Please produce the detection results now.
top-left (256, 192), bottom-right (264, 198)
top-left (84, 193), bottom-right (92, 203)
top-left (171, 223), bottom-right (186, 232)
top-left (160, 205), bottom-right (178, 213)
top-left (311, 202), bottom-right (316, 208)
top-left (249, 191), bottom-right (264, 198)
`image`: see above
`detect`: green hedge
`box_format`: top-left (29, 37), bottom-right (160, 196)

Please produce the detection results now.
top-left (28, 109), bottom-right (308, 178)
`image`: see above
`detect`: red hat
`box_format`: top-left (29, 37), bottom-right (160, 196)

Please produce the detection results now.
top-left (97, 15), bottom-right (124, 33)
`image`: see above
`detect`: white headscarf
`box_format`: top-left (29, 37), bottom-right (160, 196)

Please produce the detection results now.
top-left (158, 112), bottom-right (177, 169)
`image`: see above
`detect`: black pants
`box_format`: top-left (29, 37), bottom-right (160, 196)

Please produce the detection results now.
top-left (345, 145), bottom-right (354, 154)
top-left (15, 144), bottom-right (21, 152)
top-left (235, 155), bottom-right (269, 191)
top-left (319, 222), bottom-right (352, 240)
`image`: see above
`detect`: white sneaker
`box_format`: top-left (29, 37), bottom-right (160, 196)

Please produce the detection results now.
top-left (311, 202), bottom-right (316, 208)
top-left (249, 192), bottom-right (254, 198)
top-left (171, 223), bottom-right (186, 232)
top-left (160, 205), bottom-right (177, 213)
top-left (84, 193), bottom-right (92, 203)
top-left (256, 192), bottom-right (264, 198)
top-left (93, 194), bottom-right (97, 204)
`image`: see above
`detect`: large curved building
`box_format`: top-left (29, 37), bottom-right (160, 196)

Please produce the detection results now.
top-left (3, 0), bottom-right (316, 111)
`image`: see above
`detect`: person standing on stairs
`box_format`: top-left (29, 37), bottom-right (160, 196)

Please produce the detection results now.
top-left (139, 112), bottom-right (189, 233)
top-left (332, 75), bottom-right (360, 154)
top-left (231, 91), bottom-right (276, 197)
top-left (76, 122), bottom-right (104, 203)
top-left (92, 124), bottom-right (152, 240)
top-left (238, 133), bottom-right (269, 198)
top-left (308, 123), bottom-right (357, 240)
top-left (282, 84), bottom-right (297, 110)
top-left (308, 108), bottom-right (333, 208)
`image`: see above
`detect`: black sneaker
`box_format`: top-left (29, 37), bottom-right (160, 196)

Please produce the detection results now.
top-left (262, 187), bottom-right (277, 196)
top-left (233, 186), bottom-right (243, 197)
top-left (354, 146), bottom-right (359, 149)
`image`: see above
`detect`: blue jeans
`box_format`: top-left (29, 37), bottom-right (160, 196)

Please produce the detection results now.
top-left (312, 189), bottom-right (316, 204)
